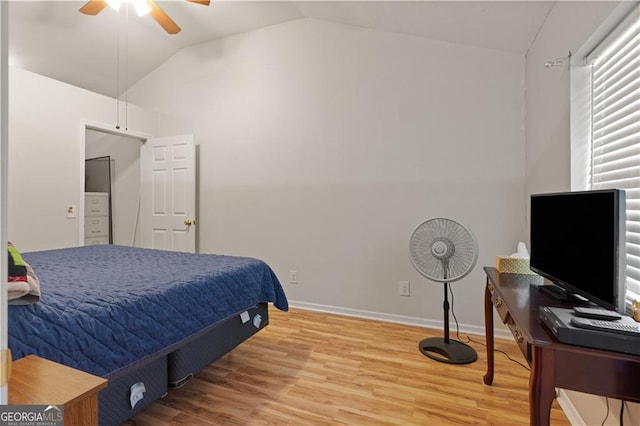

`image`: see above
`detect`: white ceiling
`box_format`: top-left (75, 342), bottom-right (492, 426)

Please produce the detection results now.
top-left (8, 1), bottom-right (555, 98)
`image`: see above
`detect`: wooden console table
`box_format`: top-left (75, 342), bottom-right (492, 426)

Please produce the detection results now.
top-left (483, 267), bottom-right (640, 425)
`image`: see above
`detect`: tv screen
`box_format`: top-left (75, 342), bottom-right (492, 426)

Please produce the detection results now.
top-left (529, 189), bottom-right (626, 312)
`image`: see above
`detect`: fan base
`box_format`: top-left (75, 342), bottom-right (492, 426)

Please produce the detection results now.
top-left (419, 337), bottom-right (477, 365)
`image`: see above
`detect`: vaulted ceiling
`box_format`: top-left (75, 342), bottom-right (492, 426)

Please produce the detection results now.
top-left (9, 1), bottom-right (555, 98)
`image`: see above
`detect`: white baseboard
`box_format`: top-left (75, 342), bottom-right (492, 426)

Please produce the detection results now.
top-left (556, 389), bottom-right (584, 426)
top-left (556, 389), bottom-right (640, 426)
top-left (287, 300), bottom-right (513, 340)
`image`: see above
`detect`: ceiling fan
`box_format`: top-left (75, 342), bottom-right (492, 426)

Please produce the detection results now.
top-left (79, 0), bottom-right (211, 35)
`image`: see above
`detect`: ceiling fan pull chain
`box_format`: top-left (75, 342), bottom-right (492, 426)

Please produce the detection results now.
top-left (125, 1), bottom-right (129, 131)
top-left (115, 5), bottom-right (120, 130)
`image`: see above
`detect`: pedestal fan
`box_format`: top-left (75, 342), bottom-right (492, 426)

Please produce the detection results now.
top-left (409, 217), bottom-right (478, 364)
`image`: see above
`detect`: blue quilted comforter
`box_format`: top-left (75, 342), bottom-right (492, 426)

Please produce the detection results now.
top-left (8, 245), bottom-right (288, 378)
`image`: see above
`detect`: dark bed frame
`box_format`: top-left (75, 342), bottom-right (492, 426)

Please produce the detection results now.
top-left (97, 303), bottom-right (269, 425)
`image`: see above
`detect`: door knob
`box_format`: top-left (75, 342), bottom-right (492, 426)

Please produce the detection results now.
top-left (184, 219), bottom-right (196, 226)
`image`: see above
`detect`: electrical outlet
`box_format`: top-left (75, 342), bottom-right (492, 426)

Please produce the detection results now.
top-left (399, 281), bottom-right (410, 296)
top-left (289, 270), bottom-right (298, 284)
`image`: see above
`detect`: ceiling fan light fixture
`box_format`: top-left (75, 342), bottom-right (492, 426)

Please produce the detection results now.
top-left (80, 0), bottom-right (210, 33)
top-left (134, 0), bottom-right (152, 16)
top-left (106, 0), bottom-right (122, 12)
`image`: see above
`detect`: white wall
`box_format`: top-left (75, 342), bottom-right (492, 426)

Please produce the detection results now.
top-left (85, 130), bottom-right (143, 246)
top-left (526, 1), bottom-right (620, 199)
top-left (128, 18), bottom-right (527, 330)
top-left (8, 67), bottom-right (156, 251)
top-left (525, 1), bottom-right (640, 425)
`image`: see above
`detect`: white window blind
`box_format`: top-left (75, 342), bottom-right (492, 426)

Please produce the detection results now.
top-left (588, 6), bottom-right (640, 304)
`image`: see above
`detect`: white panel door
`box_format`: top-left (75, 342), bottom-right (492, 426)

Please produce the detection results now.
top-left (140, 134), bottom-right (196, 253)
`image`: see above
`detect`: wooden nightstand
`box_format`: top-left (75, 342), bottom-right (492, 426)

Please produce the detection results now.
top-left (9, 355), bottom-right (108, 426)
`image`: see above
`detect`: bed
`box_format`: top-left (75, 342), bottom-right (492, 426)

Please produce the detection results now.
top-left (7, 245), bottom-right (288, 425)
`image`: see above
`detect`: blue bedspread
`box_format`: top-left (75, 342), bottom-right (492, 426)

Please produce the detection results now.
top-left (8, 245), bottom-right (288, 378)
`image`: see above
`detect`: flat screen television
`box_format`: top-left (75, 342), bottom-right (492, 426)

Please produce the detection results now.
top-left (529, 189), bottom-right (627, 313)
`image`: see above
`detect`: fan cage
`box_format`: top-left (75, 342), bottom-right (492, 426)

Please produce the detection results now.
top-left (409, 218), bottom-right (478, 282)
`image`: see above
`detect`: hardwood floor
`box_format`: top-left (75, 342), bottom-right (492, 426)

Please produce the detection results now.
top-left (126, 307), bottom-right (570, 425)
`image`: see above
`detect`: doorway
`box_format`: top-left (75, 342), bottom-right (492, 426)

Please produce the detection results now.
top-left (85, 127), bottom-right (145, 246)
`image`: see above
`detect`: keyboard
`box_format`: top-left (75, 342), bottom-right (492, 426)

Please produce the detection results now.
top-left (573, 306), bottom-right (622, 321)
top-left (570, 316), bottom-right (640, 336)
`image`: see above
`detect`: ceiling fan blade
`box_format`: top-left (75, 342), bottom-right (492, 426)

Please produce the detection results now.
top-left (79, 0), bottom-right (108, 16)
top-left (186, 0), bottom-right (211, 5)
top-left (148, 0), bottom-right (181, 34)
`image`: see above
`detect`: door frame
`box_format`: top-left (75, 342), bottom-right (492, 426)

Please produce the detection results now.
top-left (79, 120), bottom-right (152, 246)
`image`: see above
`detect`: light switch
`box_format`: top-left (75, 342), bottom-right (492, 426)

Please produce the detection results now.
top-left (67, 205), bottom-right (77, 219)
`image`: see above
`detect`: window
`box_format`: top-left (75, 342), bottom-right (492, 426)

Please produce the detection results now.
top-left (586, 6), bottom-right (640, 305)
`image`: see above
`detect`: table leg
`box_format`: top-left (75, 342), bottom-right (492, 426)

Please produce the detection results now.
top-left (530, 345), bottom-right (555, 426)
top-left (483, 280), bottom-right (494, 385)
